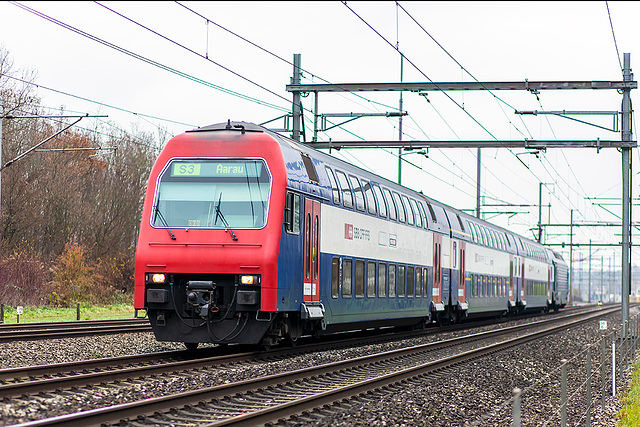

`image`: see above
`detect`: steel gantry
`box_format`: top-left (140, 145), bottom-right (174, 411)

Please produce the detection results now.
top-left (286, 53), bottom-right (637, 337)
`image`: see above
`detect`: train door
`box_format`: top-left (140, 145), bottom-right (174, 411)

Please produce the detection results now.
top-left (509, 257), bottom-right (514, 303)
top-left (547, 265), bottom-right (552, 304)
top-left (520, 259), bottom-right (526, 303)
top-left (303, 199), bottom-right (321, 303)
top-left (458, 241), bottom-right (466, 304)
top-left (433, 234), bottom-right (442, 304)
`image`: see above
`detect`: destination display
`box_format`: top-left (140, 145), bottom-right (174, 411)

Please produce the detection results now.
top-left (170, 160), bottom-right (263, 177)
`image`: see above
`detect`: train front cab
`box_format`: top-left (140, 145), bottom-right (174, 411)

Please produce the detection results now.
top-left (135, 124), bottom-right (291, 348)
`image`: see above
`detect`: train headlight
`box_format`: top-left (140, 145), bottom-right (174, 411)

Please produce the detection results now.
top-left (152, 273), bottom-right (166, 283)
top-left (240, 275), bottom-right (259, 285)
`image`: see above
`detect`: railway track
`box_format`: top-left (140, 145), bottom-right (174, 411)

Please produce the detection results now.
top-left (0, 318), bottom-right (151, 342)
top-left (6, 305), bottom-right (617, 427)
top-left (0, 305), bottom-right (598, 400)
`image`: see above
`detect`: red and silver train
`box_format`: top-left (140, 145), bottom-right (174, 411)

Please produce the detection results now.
top-left (134, 121), bottom-right (569, 349)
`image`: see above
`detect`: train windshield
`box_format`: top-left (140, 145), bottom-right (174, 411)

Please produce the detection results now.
top-left (152, 159), bottom-right (271, 229)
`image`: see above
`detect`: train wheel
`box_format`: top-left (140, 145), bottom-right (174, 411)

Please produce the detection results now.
top-left (285, 335), bottom-right (298, 348)
top-left (184, 342), bottom-right (198, 351)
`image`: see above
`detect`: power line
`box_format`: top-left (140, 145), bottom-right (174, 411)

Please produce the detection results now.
top-left (394, 1), bottom-right (622, 239)
top-left (94, 1), bottom-right (293, 107)
top-left (0, 73), bottom-right (196, 129)
top-left (606, 1), bottom-right (623, 73)
top-left (12, 105), bottom-right (161, 150)
top-left (174, 0), bottom-right (409, 122)
top-left (342, 1), bottom-right (498, 142)
top-left (9, 1), bottom-right (289, 113)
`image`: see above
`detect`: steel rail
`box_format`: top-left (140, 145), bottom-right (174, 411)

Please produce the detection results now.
top-left (12, 306), bottom-right (618, 427)
top-left (0, 318), bottom-right (147, 331)
top-left (0, 305), bottom-right (601, 398)
top-left (0, 321), bottom-right (151, 342)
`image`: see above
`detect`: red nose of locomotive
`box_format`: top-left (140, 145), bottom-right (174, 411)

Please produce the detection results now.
top-left (134, 126), bottom-right (286, 346)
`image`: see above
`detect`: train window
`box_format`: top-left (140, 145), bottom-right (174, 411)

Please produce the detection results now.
top-left (300, 153), bottom-right (319, 183)
top-left (398, 265), bottom-right (406, 297)
top-left (401, 195), bottom-right (414, 225)
top-left (331, 258), bottom-right (339, 298)
top-left (372, 184), bottom-right (387, 217)
top-left (504, 232), bottom-right (512, 248)
top-left (362, 180), bottom-right (378, 215)
top-left (383, 188), bottom-right (397, 220)
top-left (426, 202), bottom-right (438, 223)
top-left (407, 266), bottom-right (415, 297)
top-left (452, 241), bottom-right (457, 269)
top-left (493, 277), bottom-right (498, 297)
top-left (470, 223), bottom-right (478, 244)
top-left (471, 275), bottom-right (476, 297)
top-left (153, 159), bottom-right (270, 229)
top-left (378, 263), bottom-right (387, 297)
top-left (476, 225), bottom-right (486, 246)
top-left (456, 214), bottom-right (465, 232)
top-left (409, 200), bottom-right (422, 228)
top-left (335, 171), bottom-right (353, 208)
top-left (393, 192), bottom-right (406, 223)
top-left (473, 223), bottom-right (481, 245)
top-left (482, 227), bottom-right (491, 247)
top-left (325, 167), bottom-right (340, 204)
top-left (355, 260), bottom-right (365, 298)
top-left (416, 202), bottom-right (428, 228)
top-left (349, 176), bottom-right (366, 212)
top-left (342, 259), bottom-right (352, 298)
top-left (481, 275), bottom-right (486, 297)
top-left (314, 216), bottom-right (319, 280)
top-left (305, 213), bottom-right (311, 279)
top-left (284, 192), bottom-right (301, 234)
top-left (389, 264), bottom-right (397, 297)
top-left (490, 229), bottom-right (498, 249)
top-left (423, 268), bottom-right (429, 297)
top-left (367, 261), bottom-right (376, 297)
top-left (416, 267), bottom-right (422, 297)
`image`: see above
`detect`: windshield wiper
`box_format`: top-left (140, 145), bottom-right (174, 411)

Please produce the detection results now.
top-left (153, 204), bottom-right (176, 240)
top-left (214, 193), bottom-right (238, 241)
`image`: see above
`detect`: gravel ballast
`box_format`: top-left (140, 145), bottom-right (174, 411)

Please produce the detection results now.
top-left (0, 307), bottom-right (636, 426)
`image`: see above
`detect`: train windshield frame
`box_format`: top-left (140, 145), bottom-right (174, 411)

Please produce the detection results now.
top-left (152, 158), bottom-right (272, 229)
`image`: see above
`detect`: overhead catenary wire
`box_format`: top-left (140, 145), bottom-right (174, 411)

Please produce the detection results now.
top-left (393, 1), bottom-right (625, 246)
top-left (9, 1), bottom-right (290, 114)
top-left (1, 73), bottom-right (193, 136)
top-left (174, 0), bottom-right (403, 115)
top-left (175, 0), bottom-right (534, 206)
top-left (606, 1), bottom-right (624, 74)
top-left (94, 1), bottom-right (293, 108)
top-left (342, 1), bottom-right (499, 143)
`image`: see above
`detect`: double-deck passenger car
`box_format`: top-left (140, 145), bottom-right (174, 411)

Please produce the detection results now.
top-left (134, 121), bottom-right (568, 349)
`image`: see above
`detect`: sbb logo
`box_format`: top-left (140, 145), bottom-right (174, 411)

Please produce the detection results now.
top-left (344, 223), bottom-right (354, 240)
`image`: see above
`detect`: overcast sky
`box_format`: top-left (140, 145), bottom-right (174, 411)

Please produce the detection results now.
top-left (1, 1), bottom-right (639, 282)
